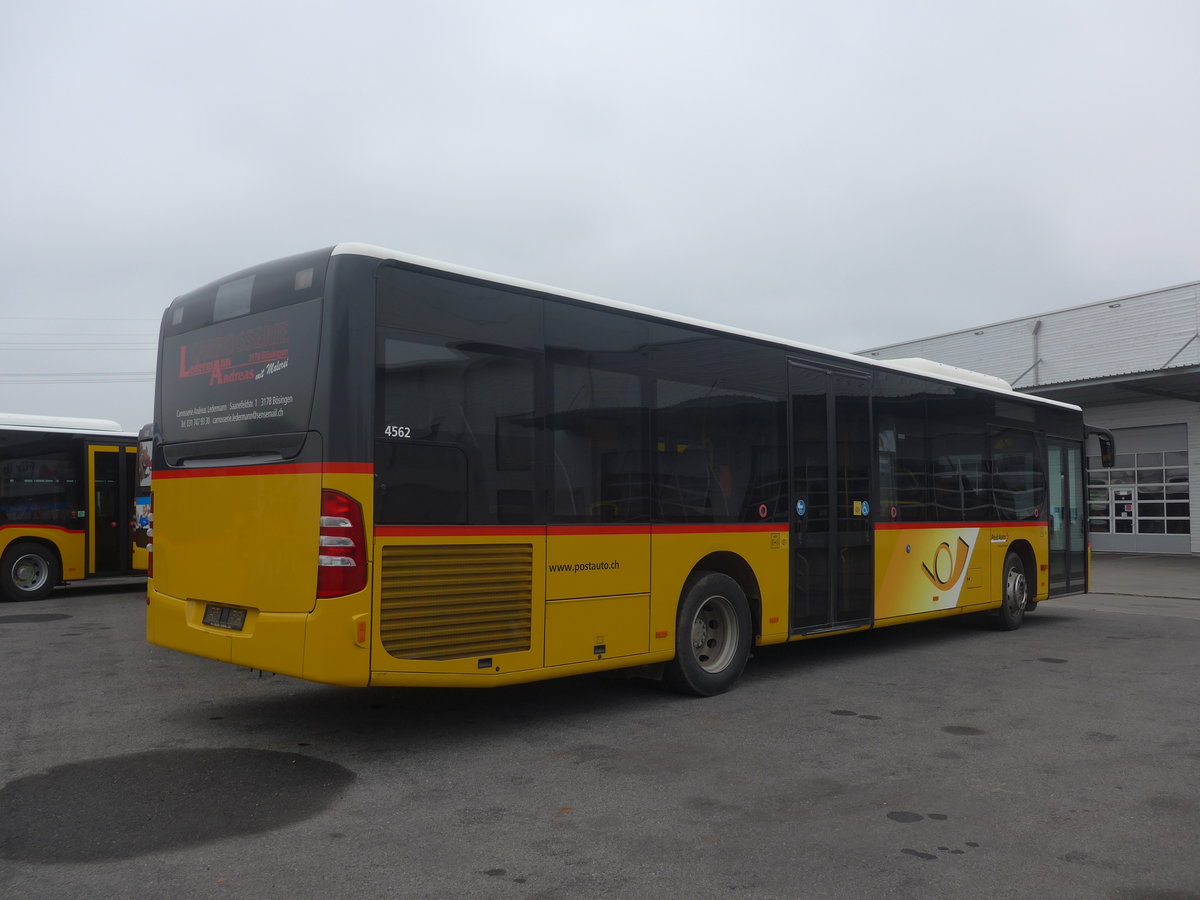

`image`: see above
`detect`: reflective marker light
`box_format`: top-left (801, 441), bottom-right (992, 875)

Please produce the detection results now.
top-left (147, 497), bottom-right (154, 578)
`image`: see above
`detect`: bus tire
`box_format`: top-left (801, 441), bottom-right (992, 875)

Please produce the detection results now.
top-left (1, 542), bottom-right (61, 603)
top-left (665, 572), bottom-right (752, 696)
top-left (994, 550), bottom-right (1028, 631)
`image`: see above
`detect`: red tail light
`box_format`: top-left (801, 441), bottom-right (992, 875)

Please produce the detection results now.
top-left (317, 490), bottom-right (367, 598)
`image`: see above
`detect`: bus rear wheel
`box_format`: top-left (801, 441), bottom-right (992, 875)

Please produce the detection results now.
top-left (994, 550), bottom-right (1028, 631)
top-left (665, 572), bottom-right (752, 696)
top-left (1, 542), bottom-right (61, 602)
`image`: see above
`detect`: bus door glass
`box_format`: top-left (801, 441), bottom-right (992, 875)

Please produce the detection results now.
top-left (88, 445), bottom-right (134, 575)
top-left (789, 362), bottom-right (873, 631)
top-left (129, 445), bottom-right (149, 572)
top-left (1047, 438), bottom-right (1086, 594)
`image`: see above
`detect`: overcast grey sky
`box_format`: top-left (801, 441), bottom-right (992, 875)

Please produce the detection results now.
top-left (2, 0), bottom-right (1198, 431)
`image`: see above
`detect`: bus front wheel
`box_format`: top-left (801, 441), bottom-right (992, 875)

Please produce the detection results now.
top-left (995, 551), bottom-right (1028, 631)
top-left (665, 572), bottom-right (752, 696)
top-left (1, 542), bottom-right (60, 603)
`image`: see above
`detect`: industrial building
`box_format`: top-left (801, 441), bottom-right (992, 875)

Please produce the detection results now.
top-left (861, 280), bottom-right (1199, 555)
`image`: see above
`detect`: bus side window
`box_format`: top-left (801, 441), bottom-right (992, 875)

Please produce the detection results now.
top-left (548, 363), bottom-right (648, 523)
top-left (929, 394), bottom-right (992, 523)
top-left (649, 327), bottom-right (787, 524)
top-left (375, 332), bottom-right (538, 525)
top-left (877, 419), bottom-right (930, 522)
top-left (546, 301), bottom-right (650, 524)
top-left (990, 428), bottom-right (1045, 521)
top-left (873, 369), bottom-right (932, 522)
top-left (0, 442), bottom-right (84, 528)
top-left (375, 441), bottom-right (469, 525)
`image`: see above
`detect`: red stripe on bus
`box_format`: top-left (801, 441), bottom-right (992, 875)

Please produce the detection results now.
top-left (652, 523), bottom-right (780, 534)
top-left (0, 524), bottom-right (85, 535)
top-left (874, 521), bottom-right (1047, 531)
top-left (374, 523), bottom-right (780, 538)
top-left (155, 462), bottom-right (373, 479)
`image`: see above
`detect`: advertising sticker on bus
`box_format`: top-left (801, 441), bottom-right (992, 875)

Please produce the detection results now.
top-left (161, 298), bottom-right (321, 442)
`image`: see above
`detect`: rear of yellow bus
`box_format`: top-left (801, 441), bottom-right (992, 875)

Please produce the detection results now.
top-left (147, 248), bottom-right (378, 685)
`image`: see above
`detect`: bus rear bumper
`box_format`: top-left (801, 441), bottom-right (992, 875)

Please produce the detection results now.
top-left (146, 585), bottom-right (370, 687)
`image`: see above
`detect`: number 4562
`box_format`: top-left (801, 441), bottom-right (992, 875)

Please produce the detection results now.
top-left (383, 425), bottom-right (411, 438)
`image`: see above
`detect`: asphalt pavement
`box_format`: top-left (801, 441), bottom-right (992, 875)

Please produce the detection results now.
top-left (1, 558), bottom-right (1198, 899)
top-left (1090, 551), bottom-right (1200, 600)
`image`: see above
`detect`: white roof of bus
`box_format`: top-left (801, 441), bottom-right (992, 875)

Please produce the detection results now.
top-left (0, 412), bottom-right (135, 438)
top-left (332, 243), bottom-right (1081, 412)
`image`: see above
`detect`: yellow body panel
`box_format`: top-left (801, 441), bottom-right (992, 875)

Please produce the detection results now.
top-left (150, 470), bottom-right (1056, 687)
top-left (874, 523), bottom-right (1048, 624)
top-left (146, 588), bottom-right (370, 685)
top-left (649, 529), bottom-right (791, 647)
top-left (366, 649), bottom-right (676, 688)
top-left (150, 480), bottom-right (792, 687)
top-left (545, 594), bottom-right (650, 666)
top-left (148, 468), bottom-right (376, 687)
top-left (368, 528), bottom-right (777, 686)
top-left (0, 528), bottom-right (85, 581)
top-left (151, 467), bottom-right (323, 612)
top-left (147, 591), bottom-right (238, 663)
top-left (546, 529), bottom-right (649, 599)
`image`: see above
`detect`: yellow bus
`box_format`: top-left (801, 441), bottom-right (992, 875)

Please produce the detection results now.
top-left (1, 413), bottom-right (150, 601)
top-left (146, 245), bottom-right (1112, 694)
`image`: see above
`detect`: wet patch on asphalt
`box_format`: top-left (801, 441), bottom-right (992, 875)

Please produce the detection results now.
top-left (0, 748), bottom-right (355, 862)
top-left (887, 811), bottom-right (979, 861)
top-left (829, 709), bottom-right (882, 720)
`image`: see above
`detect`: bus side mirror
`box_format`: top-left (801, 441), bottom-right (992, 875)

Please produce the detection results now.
top-left (1099, 436), bottom-right (1114, 468)
top-left (1087, 426), bottom-right (1115, 468)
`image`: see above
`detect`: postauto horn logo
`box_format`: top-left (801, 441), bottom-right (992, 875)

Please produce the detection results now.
top-left (922, 537), bottom-right (970, 591)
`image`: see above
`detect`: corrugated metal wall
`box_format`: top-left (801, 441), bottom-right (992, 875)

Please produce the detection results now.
top-left (862, 282), bottom-right (1200, 389)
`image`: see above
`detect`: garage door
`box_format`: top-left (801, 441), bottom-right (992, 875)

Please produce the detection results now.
top-left (1088, 424), bottom-right (1190, 554)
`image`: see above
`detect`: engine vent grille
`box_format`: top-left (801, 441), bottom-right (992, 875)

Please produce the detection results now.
top-left (380, 544), bottom-right (533, 660)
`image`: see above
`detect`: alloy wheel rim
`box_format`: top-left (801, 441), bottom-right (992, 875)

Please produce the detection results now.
top-left (12, 555), bottom-right (48, 592)
top-left (1006, 566), bottom-right (1027, 613)
top-left (690, 595), bottom-right (738, 673)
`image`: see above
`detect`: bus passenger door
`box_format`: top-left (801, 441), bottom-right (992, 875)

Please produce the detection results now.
top-left (88, 445), bottom-right (136, 576)
top-left (788, 362), bottom-right (873, 632)
top-left (1047, 438), bottom-right (1086, 595)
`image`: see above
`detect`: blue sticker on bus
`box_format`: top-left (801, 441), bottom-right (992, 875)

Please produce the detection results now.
top-left (795, 499), bottom-right (806, 517)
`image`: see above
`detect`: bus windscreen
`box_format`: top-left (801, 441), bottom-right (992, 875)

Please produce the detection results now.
top-left (159, 297), bottom-right (321, 443)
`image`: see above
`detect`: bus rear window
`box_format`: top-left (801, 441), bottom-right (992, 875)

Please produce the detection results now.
top-left (214, 275), bottom-right (255, 321)
top-left (159, 298), bottom-right (321, 443)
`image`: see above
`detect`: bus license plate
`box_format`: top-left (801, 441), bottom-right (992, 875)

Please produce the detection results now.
top-left (202, 604), bottom-right (246, 631)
